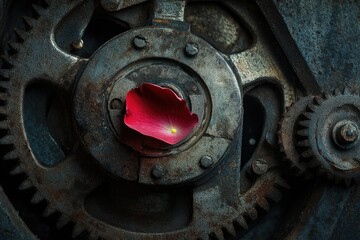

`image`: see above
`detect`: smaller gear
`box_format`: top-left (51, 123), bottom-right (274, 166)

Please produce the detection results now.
top-left (296, 89), bottom-right (360, 184)
top-left (279, 96), bottom-right (314, 175)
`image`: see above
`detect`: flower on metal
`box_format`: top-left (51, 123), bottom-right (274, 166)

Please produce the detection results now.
top-left (124, 83), bottom-right (199, 145)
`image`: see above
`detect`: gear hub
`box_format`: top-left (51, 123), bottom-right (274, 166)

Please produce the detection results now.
top-left (301, 90), bottom-right (360, 183)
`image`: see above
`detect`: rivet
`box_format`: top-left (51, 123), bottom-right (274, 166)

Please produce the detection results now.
top-left (152, 165), bottom-right (165, 179)
top-left (110, 98), bottom-right (122, 110)
top-left (184, 42), bottom-right (199, 57)
top-left (72, 39), bottom-right (84, 50)
top-left (252, 158), bottom-right (268, 175)
top-left (199, 156), bottom-right (213, 169)
top-left (133, 35), bottom-right (147, 49)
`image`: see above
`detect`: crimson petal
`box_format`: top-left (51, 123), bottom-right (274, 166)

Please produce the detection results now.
top-left (124, 83), bottom-right (199, 145)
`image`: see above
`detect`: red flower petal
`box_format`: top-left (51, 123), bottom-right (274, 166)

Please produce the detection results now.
top-left (124, 83), bottom-right (199, 145)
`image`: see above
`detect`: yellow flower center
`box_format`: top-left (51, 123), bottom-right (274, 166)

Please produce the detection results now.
top-left (170, 127), bottom-right (177, 134)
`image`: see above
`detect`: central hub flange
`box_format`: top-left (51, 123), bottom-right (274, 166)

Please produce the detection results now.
top-left (107, 62), bottom-right (209, 157)
top-left (73, 27), bottom-right (242, 185)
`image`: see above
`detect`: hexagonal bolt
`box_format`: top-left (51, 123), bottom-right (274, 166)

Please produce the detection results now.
top-left (184, 42), bottom-right (199, 57)
top-left (72, 39), bottom-right (84, 50)
top-left (199, 156), bottom-right (214, 169)
top-left (100, 0), bottom-right (123, 12)
top-left (335, 121), bottom-right (359, 145)
top-left (152, 165), bottom-right (165, 179)
top-left (110, 98), bottom-right (122, 110)
top-left (133, 35), bottom-right (147, 50)
top-left (252, 158), bottom-right (268, 175)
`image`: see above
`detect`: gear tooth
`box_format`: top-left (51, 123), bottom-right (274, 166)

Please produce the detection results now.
top-left (307, 103), bottom-right (317, 112)
top-left (313, 96), bottom-right (324, 105)
top-left (0, 92), bottom-right (8, 100)
top-left (0, 134), bottom-right (13, 144)
top-left (3, 150), bottom-right (18, 160)
top-left (297, 139), bottom-right (310, 147)
top-left (298, 120), bottom-right (310, 128)
top-left (22, 16), bottom-right (36, 29)
top-left (211, 228), bottom-right (224, 240)
top-left (276, 178), bottom-right (291, 189)
top-left (1, 55), bottom-right (15, 68)
top-left (0, 81), bottom-right (10, 90)
top-left (30, 191), bottom-right (44, 204)
top-left (301, 149), bottom-right (313, 158)
top-left (247, 207), bottom-right (258, 221)
top-left (235, 216), bottom-right (248, 230)
top-left (10, 165), bottom-right (23, 175)
top-left (297, 128), bottom-right (309, 137)
top-left (43, 205), bottom-right (57, 217)
top-left (224, 224), bottom-right (236, 238)
top-left (302, 112), bottom-right (312, 120)
top-left (8, 42), bottom-right (22, 53)
top-left (56, 215), bottom-right (71, 229)
top-left (19, 178), bottom-right (32, 190)
top-left (0, 107), bottom-right (8, 116)
top-left (257, 197), bottom-right (270, 211)
top-left (14, 28), bottom-right (28, 42)
top-left (41, 0), bottom-right (50, 7)
top-left (290, 163), bottom-right (304, 176)
top-left (0, 69), bottom-right (11, 80)
top-left (343, 87), bottom-right (351, 95)
top-left (323, 92), bottom-right (332, 99)
top-left (0, 120), bottom-right (8, 129)
top-left (334, 88), bottom-right (341, 95)
top-left (268, 188), bottom-right (282, 202)
top-left (72, 224), bottom-right (85, 238)
top-left (31, 4), bottom-right (45, 15)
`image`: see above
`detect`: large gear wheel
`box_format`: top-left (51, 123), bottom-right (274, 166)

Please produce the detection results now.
top-left (0, 0), bottom-right (299, 239)
top-left (295, 89), bottom-right (360, 185)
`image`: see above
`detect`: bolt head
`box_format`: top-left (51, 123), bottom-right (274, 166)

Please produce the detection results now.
top-left (110, 98), bottom-right (122, 110)
top-left (185, 42), bottom-right (199, 57)
top-left (152, 165), bottom-right (165, 179)
top-left (72, 39), bottom-right (84, 50)
top-left (333, 120), bottom-right (359, 148)
top-left (340, 122), bottom-right (359, 143)
top-left (100, 0), bottom-right (123, 11)
top-left (252, 158), bottom-right (268, 175)
top-left (199, 156), bottom-right (213, 169)
top-left (133, 35), bottom-right (147, 49)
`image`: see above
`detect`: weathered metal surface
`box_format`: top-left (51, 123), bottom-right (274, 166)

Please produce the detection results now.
top-left (274, 0), bottom-right (360, 92)
top-left (1, 0), bottom-right (359, 239)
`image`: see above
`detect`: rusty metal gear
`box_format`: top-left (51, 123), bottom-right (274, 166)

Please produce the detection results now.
top-left (278, 96), bottom-right (314, 175)
top-left (295, 89), bottom-right (360, 185)
top-left (0, 1), bottom-right (294, 239)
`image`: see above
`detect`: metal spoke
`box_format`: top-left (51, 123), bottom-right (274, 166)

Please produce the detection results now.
top-left (230, 44), bottom-right (295, 107)
top-left (31, 154), bottom-right (103, 211)
top-left (191, 141), bottom-right (242, 233)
